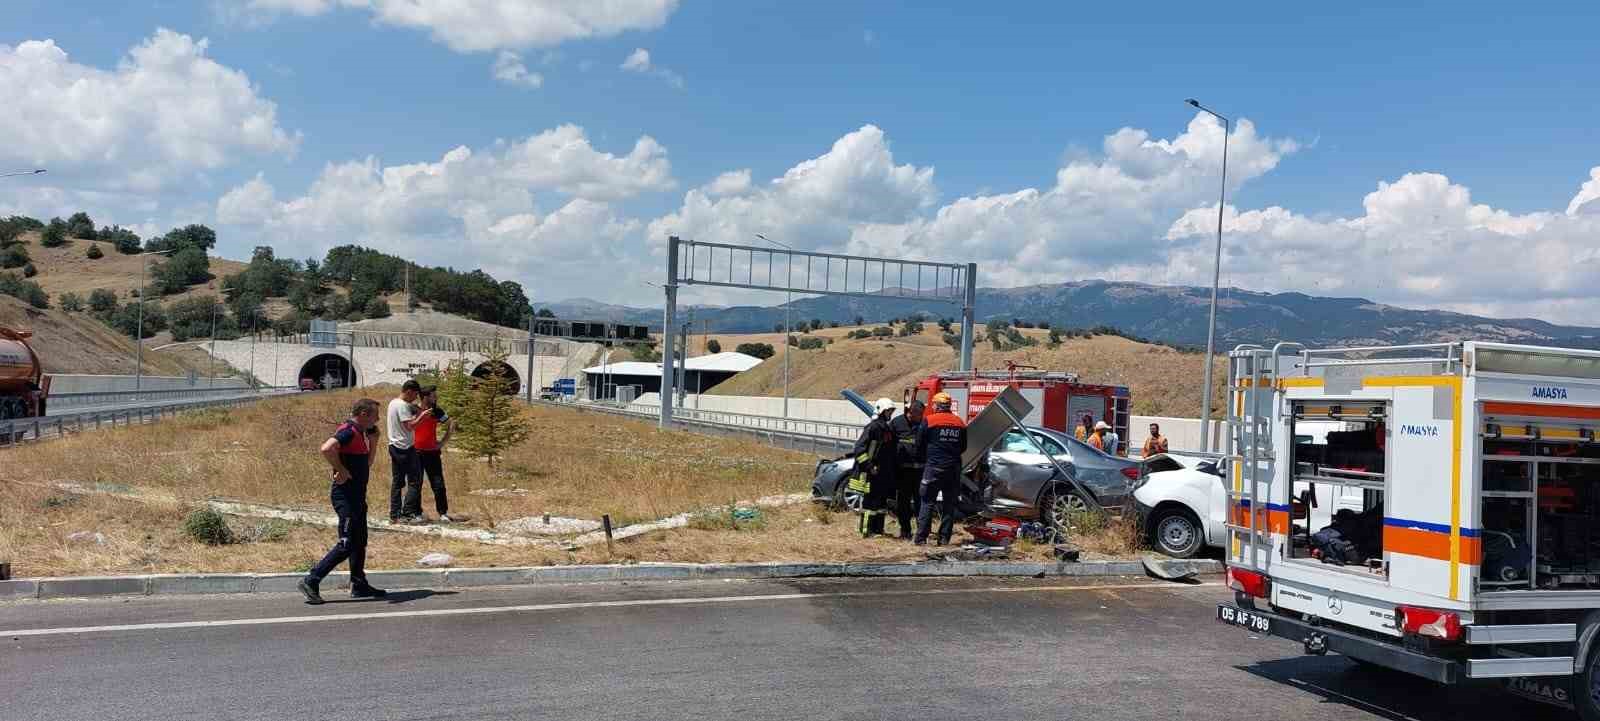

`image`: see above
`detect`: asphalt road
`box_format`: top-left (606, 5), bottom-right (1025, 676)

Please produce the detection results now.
top-left (0, 576), bottom-right (1575, 721)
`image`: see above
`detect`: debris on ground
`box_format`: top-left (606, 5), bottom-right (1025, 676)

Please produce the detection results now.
top-left (731, 506), bottom-right (762, 523)
top-left (66, 531), bottom-right (106, 545)
top-left (499, 515), bottom-right (601, 536)
top-left (1053, 545), bottom-right (1081, 562)
top-left (469, 487), bottom-right (530, 497)
top-left (927, 544), bottom-right (1012, 562)
top-left (1141, 553), bottom-right (1199, 582)
top-left (417, 552), bottom-right (454, 568)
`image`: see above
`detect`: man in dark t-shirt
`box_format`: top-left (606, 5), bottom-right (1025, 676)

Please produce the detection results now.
top-left (300, 398), bottom-right (386, 604)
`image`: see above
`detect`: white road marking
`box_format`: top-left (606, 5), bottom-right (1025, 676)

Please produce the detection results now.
top-left (0, 581), bottom-right (1219, 639)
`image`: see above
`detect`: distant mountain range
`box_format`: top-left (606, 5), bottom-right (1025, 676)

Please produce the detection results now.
top-left (538, 280), bottom-right (1600, 350)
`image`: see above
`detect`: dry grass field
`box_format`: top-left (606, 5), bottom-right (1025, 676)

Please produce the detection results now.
top-left (0, 388), bottom-right (1143, 577)
top-left (706, 327), bottom-right (1226, 418)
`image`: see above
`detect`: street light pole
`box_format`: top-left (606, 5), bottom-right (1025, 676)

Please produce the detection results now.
top-left (1185, 98), bottom-right (1231, 452)
top-left (134, 248), bottom-right (178, 394)
top-left (755, 234), bottom-right (792, 423)
top-left (0, 169), bottom-right (46, 178)
top-left (209, 300), bottom-right (218, 388)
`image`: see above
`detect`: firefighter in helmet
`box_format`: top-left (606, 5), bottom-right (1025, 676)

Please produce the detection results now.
top-left (915, 391), bottom-right (968, 545)
top-left (849, 397), bottom-right (899, 537)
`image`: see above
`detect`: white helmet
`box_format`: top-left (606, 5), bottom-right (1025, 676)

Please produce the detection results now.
top-left (873, 397), bottom-right (896, 415)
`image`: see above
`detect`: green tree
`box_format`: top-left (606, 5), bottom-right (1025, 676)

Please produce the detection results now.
top-left (0, 215), bottom-right (43, 245)
top-left (88, 288), bottom-right (118, 314)
top-left (85, 244), bottom-right (104, 260)
top-left (167, 296), bottom-right (232, 342)
top-left (0, 244), bottom-right (28, 269)
top-left (65, 212), bottom-right (96, 239)
top-left (59, 292), bottom-right (84, 312)
top-left (154, 246), bottom-right (211, 294)
top-left (40, 219), bottom-right (67, 248)
top-left (629, 342), bottom-right (662, 362)
top-left (452, 346), bottom-right (532, 468)
top-left (734, 342), bottom-right (775, 359)
top-left (111, 301), bottom-right (167, 338)
top-left (705, 338), bottom-right (721, 354)
top-left (98, 225), bottom-right (142, 254)
top-left (146, 224), bottom-right (217, 253)
top-left (0, 272), bottom-right (49, 308)
top-left (535, 308), bottom-right (556, 318)
top-left (21, 263), bottom-right (36, 278)
top-left (1048, 327), bottom-right (1063, 348)
top-left (364, 296), bottom-right (392, 318)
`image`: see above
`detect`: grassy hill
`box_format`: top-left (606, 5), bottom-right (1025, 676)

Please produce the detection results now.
top-left (701, 325), bottom-right (1225, 418)
top-left (15, 231), bottom-right (247, 304)
top-left (0, 296), bottom-right (198, 376)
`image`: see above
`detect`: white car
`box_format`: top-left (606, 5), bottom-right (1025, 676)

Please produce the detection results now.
top-left (1133, 453), bottom-right (1229, 558)
top-left (1134, 421), bottom-right (1366, 558)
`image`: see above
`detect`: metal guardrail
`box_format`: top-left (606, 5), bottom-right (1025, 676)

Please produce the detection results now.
top-left (533, 399), bottom-right (856, 456)
top-left (47, 385), bottom-right (273, 412)
top-left (3, 390), bottom-right (296, 445)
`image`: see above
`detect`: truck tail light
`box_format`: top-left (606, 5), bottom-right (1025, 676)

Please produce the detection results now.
top-left (1226, 567), bottom-right (1270, 598)
top-left (1395, 605), bottom-right (1461, 642)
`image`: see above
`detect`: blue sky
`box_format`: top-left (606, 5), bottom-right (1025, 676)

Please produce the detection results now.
top-left (4, 1), bottom-right (1599, 320)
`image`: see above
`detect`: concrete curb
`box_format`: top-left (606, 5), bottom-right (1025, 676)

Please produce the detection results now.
top-left (0, 559), bottom-right (1223, 600)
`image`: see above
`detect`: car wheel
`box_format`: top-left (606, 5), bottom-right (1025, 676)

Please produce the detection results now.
top-left (1580, 642), bottom-right (1600, 721)
top-left (1040, 487), bottom-right (1092, 537)
top-left (832, 479), bottom-right (864, 513)
top-left (1149, 507), bottom-right (1203, 558)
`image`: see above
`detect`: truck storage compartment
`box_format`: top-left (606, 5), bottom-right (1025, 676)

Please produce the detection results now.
top-left (1289, 401), bottom-right (1387, 576)
top-left (1480, 412), bottom-right (1600, 591)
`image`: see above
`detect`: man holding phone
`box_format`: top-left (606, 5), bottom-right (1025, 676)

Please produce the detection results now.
top-left (414, 385), bottom-right (455, 522)
top-left (300, 398), bottom-right (386, 604)
top-left (388, 380), bottom-right (431, 523)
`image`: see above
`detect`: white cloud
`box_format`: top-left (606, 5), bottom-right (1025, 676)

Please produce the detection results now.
top-left (217, 125), bottom-right (671, 275)
top-left (703, 169), bottom-right (752, 197)
top-left (1570, 167), bottom-right (1600, 216)
top-left (619, 47), bottom-right (683, 88)
top-left (648, 125), bottom-right (936, 253)
top-left (1164, 170), bottom-right (1600, 320)
top-left (491, 50), bottom-right (543, 88)
top-left (0, 29), bottom-right (298, 193)
top-left (234, 0), bottom-right (679, 52)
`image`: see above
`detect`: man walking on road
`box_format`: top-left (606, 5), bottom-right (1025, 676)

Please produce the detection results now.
top-left (388, 380), bottom-right (430, 523)
top-left (415, 385), bottom-right (455, 522)
top-left (889, 398), bottom-right (926, 539)
top-left (915, 392), bottom-right (968, 546)
top-left (300, 398), bottom-right (386, 604)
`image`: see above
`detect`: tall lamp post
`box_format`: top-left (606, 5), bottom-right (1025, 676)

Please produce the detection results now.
top-left (134, 248), bottom-right (178, 393)
top-left (1185, 98), bottom-right (1230, 452)
top-left (754, 234), bottom-right (792, 423)
top-left (0, 169), bottom-right (46, 178)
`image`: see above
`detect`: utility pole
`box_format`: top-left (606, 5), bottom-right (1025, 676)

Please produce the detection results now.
top-left (208, 301), bottom-right (218, 387)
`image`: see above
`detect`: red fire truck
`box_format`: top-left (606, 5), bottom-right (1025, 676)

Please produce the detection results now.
top-left (905, 363), bottom-right (1131, 455)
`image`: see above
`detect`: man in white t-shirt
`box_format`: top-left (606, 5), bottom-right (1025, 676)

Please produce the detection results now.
top-left (387, 379), bottom-right (432, 523)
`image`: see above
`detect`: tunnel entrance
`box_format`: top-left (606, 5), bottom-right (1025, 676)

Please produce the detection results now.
top-left (299, 353), bottom-right (357, 390)
top-left (471, 360), bottom-right (521, 396)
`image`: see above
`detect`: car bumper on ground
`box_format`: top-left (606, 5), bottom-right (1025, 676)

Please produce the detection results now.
top-left (1215, 602), bottom-right (1462, 684)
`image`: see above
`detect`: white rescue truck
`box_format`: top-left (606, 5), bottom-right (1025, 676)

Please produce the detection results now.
top-left (1214, 342), bottom-right (1600, 717)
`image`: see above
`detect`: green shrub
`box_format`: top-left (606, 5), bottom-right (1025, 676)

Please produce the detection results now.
top-left (0, 244), bottom-right (28, 269)
top-left (734, 342), bottom-right (775, 359)
top-left (0, 272), bottom-right (49, 308)
top-left (21, 262), bottom-right (36, 278)
top-left (247, 519), bottom-right (292, 543)
top-left (181, 508), bottom-right (235, 545)
top-left (59, 292), bottom-right (84, 312)
top-left (85, 244), bottom-right (103, 260)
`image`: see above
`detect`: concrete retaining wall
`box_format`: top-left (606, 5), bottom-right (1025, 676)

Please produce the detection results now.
top-left (207, 341), bottom-right (573, 389)
top-left (632, 393), bottom-right (1223, 454)
top-left (50, 374), bottom-right (250, 394)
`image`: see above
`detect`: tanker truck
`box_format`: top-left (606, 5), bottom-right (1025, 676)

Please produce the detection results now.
top-left (0, 327), bottom-right (49, 421)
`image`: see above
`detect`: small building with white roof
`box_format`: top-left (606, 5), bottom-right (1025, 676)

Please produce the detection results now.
top-left (582, 352), bottom-right (764, 401)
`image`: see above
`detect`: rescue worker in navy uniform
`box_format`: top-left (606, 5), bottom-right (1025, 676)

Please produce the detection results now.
top-left (299, 398), bottom-right (388, 604)
top-left (851, 397), bottom-right (899, 538)
top-left (915, 392), bottom-right (969, 546)
top-left (889, 398), bottom-right (926, 539)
